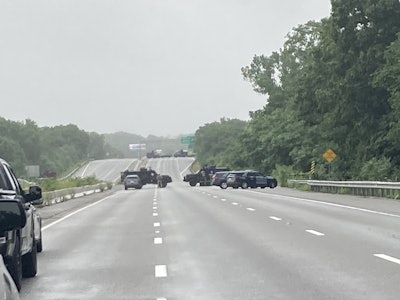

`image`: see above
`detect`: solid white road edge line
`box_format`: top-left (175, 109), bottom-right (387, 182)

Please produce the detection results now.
top-left (256, 192), bottom-right (400, 219)
top-left (42, 195), bottom-right (113, 231)
top-left (179, 160), bottom-right (193, 179)
top-left (374, 254), bottom-right (400, 265)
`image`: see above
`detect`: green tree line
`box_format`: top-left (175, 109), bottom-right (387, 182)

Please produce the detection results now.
top-left (194, 1), bottom-right (400, 182)
top-left (0, 117), bottom-right (188, 178)
top-left (0, 118), bottom-right (123, 177)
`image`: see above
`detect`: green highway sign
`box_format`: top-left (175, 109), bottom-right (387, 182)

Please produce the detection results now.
top-left (181, 135), bottom-right (195, 144)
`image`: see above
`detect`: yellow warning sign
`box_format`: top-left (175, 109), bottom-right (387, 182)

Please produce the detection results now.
top-left (323, 149), bottom-right (336, 163)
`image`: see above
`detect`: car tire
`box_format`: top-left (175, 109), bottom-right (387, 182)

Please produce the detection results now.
top-left (8, 236), bottom-right (22, 291)
top-left (220, 182), bottom-right (228, 189)
top-left (22, 239), bottom-right (37, 278)
top-left (241, 181), bottom-right (248, 189)
top-left (269, 182), bottom-right (276, 188)
top-left (189, 180), bottom-right (197, 186)
top-left (36, 228), bottom-right (43, 253)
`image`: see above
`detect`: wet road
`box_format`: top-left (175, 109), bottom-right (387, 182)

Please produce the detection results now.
top-left (19, 158), bottom-right (400, 299)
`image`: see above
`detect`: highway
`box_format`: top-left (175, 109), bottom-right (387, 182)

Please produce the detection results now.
top-left (20, 158), bottom-right (400, 299)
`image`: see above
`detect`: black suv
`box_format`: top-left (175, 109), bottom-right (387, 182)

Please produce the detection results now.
top-left (0, 158), bottom-right (43, 290)
top-left (226, 170), bottom-right (278, 189)
top-left (211, 171), bottom-right (231, 189)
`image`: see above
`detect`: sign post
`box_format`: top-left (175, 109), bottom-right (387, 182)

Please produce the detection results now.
top-left (323, 149), bottom-right (337, 178)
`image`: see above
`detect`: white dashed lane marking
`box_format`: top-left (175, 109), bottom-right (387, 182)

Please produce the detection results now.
top-left (154, 237), bottom-right (163, 245)
top-left (155, 265), bottom-right (168, 277)
top-left (154, 222), bottom-right (161, 227)
top-left (306, 230), bottom-right (325, 236)
top-left (374, 254), bottom-right (400, 265)
top-left (246, 208), bottom-right (255, 211)
top-left (270, 216), bottom-right (282, 221)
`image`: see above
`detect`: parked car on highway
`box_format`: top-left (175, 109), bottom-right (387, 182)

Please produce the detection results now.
top-left (226, 170), bottom-right (278, 189)
top-left (211, 171), bottom-right (231, 189)
top-left (0, 254), bottom-right (20, 300)
top-left (124, 174), bottom-right (143, 189)
top-left (183, 166), bottom-right (230, 186)
top-left (0, 158), bottom-right (43, 291)
top-left (226, 171), bottom-right (245, 189)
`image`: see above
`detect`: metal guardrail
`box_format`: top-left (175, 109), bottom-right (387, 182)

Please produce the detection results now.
top-left (288, 180), bottom-right (400, 198)
top-left (41, 182), bottom-right (111, 206)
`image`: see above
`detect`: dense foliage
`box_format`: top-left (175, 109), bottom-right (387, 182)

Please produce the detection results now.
top-left (194, 1), bottom-right (400, 182)
top-left (0, 117), bottom-right (189, 179)
top-left (193, 118), bottom-right (247, 167)
top-left (0, 118), bottom-right (122, 177)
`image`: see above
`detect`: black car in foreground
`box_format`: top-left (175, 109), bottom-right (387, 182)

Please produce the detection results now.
top-left (226, 170), bottom-right (277, 189)
top-left (0, 158), bottom-right (43, 291)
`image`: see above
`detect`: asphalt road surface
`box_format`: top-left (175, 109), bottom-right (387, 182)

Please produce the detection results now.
top-left (20, 158), bottom-right (400, 299)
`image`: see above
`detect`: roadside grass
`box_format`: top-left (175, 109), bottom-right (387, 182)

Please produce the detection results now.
top-left (22, 176), bottom-right (105, 192)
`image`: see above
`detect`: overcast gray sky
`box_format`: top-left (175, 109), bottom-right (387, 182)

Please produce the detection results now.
top-left (0, 0), bottom-right (331, 137)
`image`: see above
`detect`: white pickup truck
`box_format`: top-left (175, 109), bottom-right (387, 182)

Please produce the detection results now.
top-left (0, 158), bottom-right (43, 291)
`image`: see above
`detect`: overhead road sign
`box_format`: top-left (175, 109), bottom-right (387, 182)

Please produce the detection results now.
top-left (181, 136), bottom-right (195, 144)
top-left (129, 144), bottom-right (146, 150)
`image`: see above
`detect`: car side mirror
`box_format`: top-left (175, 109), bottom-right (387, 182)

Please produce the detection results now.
top-left (26, 186), bottom-right (43, 204)
top-left (0, 199), bottom-right (27, 231)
